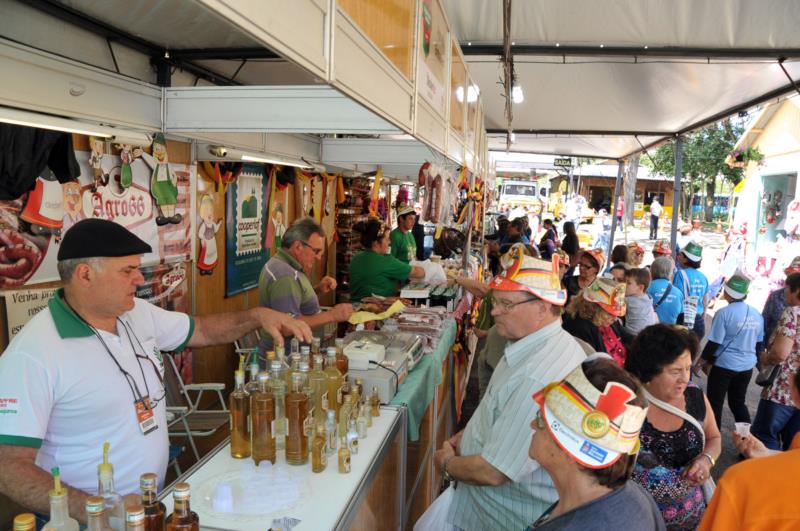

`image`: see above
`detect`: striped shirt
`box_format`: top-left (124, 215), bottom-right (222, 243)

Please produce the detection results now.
top-left (447, 320), bottom-right (586, 531)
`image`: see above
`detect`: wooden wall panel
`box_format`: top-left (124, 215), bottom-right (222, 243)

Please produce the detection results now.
top-left (338, 0), bottom-right (416, 80)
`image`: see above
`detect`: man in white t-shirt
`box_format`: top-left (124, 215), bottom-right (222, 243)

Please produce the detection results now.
top-left (0, 219), bottom-right (312, 523)
top-left (649, 198), bottom-right (663, 240)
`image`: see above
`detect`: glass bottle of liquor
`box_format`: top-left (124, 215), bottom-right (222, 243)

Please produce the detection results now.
top-left (285, 353), bottom-right (302, 388)
top-left (338, 394), bottom-right (354, 438)
top-left (370, 386), bottom-right (381, 418)
top-left (266, 350), bottom-right (276, 363)
top-left (347, 418), bottom-right (359, 455)
top-left (251, 372), bottom-right (276, 466)
top-left (357, 406), bottom-right (368, 439)
top-left (290, 337), bottom-right (299, 358)
top-left (325, 409), bottom-right (337, 456)
top-left (85, 496), bottom-right (112, 531)
top-left (244, 359), bottom-right (260, 395)
top-left (311, 337), bottom-right (321, 362)
top-left (229, 369), bottom-right (251, 459)
top-left (352, 378), bottom-right (363, 407)
top-left (339, 381), bottom-right (352, 414)
top-left (298, 361), bottom-right (311, 398)
top-left (269, 360), bottom-right (288, 452)
top-left (139, 473), bottom-right (166, 531)
top-left (285, 373), bottom-right (309, 465)
top-left (165, 483), bottom-right (199, 531)
top-left (308, 355), bottom-right (328, 424)
top-left (338, 435), bottom-right (351, 473)
top-left (44, 467), bottom-right (79, 531)
top-left (324, 348), bottom-right (343, 421)
top-left (300, 345), bottom-right (311, 366)
top-left (334, 338), bottom-right (349, 376)
top-left (124, 506), bottom-right (145, 531)
top-left (13, 513), bottom-right (36, 531)
top-left (97, 442), bottom-right (125, 531)
top-left (311, 424), bottom-right (327, 473)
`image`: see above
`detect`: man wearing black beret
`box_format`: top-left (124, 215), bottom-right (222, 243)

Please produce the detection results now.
top-left (0, 218), bottom-right (312, 522)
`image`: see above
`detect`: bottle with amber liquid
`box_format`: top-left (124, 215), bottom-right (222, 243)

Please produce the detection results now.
top-left (85, 497), bottom-right (112, 531)
top-left (338, 435), bottom-right (351, 474)
top-left (338, 394), bottom-right (354, 437)
top-left (370, 386), bottom-right (381, 418)
top-left (139, 473), bottom-right (165, 531)
top-left (309, 355), bottom-right (328, 424)
top-left (229, 369), bottom-right (251, 459)
top-left (285, 373), bottom-right (309, 465)
top-left (334, 338), bottom-right (349, 376)
top-left (269, 360), bottom-right (288, 452)
top-left (324, 348), bottom-right (343, 421)
top-left (352, 378), bottom-right (363, 407)
top-left (251, 372), bottom-right (276, 465)
top-left (284, 353), bottom-right (302, 388)
top-left (339, 381), bottom-right (352, 415)
top-left (311, 424), bottom-right (327, 473)
top-left (311, 336), bottom-right (321, 360)
top-left (165, 483), bottom-right (199, 531)
top-left (124, 506), bottom-right (145, 531)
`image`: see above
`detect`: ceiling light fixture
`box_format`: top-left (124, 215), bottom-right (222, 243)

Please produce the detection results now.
top-left (207, 145), bottom-right (315, 170)
top-left (0, 106), bottom-right (152, 145)
top-left (512, 85), bottom-right (524, 104)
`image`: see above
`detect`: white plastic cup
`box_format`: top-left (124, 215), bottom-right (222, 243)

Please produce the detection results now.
top-left (734, 422), bottom-right (751, 437)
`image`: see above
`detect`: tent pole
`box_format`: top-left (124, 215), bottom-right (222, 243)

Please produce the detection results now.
top-left (606, 160), bottom-right (625, 264)
top-left (670, 136), bottom-right (684, 255)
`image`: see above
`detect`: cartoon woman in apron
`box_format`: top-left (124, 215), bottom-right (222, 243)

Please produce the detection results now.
top-left (197, 194), bottom-right (221, 275)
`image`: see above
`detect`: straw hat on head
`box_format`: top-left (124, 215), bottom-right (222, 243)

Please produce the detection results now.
top-left (490, 247), bottom-right (567, 306)
top-left (533, 359), bottom-right (648, 469)
top-left (785, 256), bottom-right (800, 275)
top-left (396, 203), bottom-right (415, 217)
top-left (582, 277), bottom-right (627, 317)
top-left (652, 240), bottom-right (672, 255)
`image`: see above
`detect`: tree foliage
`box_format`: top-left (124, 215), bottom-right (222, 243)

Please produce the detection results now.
top-left (642, 118), bottom-right (747, 221)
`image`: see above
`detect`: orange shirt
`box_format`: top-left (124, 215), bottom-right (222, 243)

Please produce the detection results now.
top-left (699, 433), bottom-right (800, 531)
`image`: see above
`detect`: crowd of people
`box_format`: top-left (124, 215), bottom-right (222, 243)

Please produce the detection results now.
top-left (420, 215), bottom-right (800, 530)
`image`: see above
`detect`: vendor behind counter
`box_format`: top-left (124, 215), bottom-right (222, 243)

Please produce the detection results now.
top-left (349, 219), bottom-right (425, 302)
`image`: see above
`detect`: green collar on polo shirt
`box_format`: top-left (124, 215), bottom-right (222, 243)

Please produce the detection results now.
top-left (276, 248), bottom-right (303, 272)
top-left (48, 289), bottom-right (93, 339)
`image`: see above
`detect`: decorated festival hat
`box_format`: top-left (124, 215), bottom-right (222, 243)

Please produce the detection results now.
top-left (680, 240), bottom-right (703, 262)
top-left (627, 242), bottom-right (645, 255)
top-left (652, 240), bottom-right (672, 255)
top-left (396, 203), bottom-right (415, 218)
top-left (582, 277), bottom-right (627, 317)
top-left (533, 357), bottom-right (648, 469)
top-left (490, 246), bottom-right (567, 306)
top-left (581, 248), bottom-right (606, 271)
top-left (785, 256), bottom-right (800, 275)
top-left (724, 272), bottom-right (751, 300)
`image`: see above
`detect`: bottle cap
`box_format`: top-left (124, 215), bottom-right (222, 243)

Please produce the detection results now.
top-left (312, 337), bottom-right (321, 346)
top-left (317, 424), bottom-right (326, 435)
top-left (85, 496), bottom-right (106, 514)
top-left (356, 378), bottom-right (363, 385)
top-left (13, 513), bottom-right (35, 530)
top-left (49, 467), bottom-right (66, 498)
top-left (140, 472), bottom-right (158, 490)
top-left (299, 361), bottom-right (310, 372)
top-left (97, 441), bottom-right (113, 479)
top-left (173, 483), bottom-right (191, 499)
top-left (276, 345), bottom-right (285, 357)
top-left (335, 338), bottom-right (344, 347)
top-left (313, 355), bottom-right (324, 365)
top-left (125, 505), bottom-right (145, 523)
top-left (326, 347), bottom-right (337, 356)
top-left (301, 346), bottom-right (310, 354)
top-left (270, 360), bottom-right (282, 371)
top-left (257, 372), bottom-right (271, 383)
top-left (267, 350), bottom-right (276, 360)
top-left (234, 370), bottom-right (244, 384)
top-left (249, 360), bottom-right (260, 374)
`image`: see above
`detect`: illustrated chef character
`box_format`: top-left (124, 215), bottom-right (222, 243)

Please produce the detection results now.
top-left (61, 181), bottom-right (85, 234)
top-left (88, 136), bottom-right (107, 191)
top-left (148, 134), bottom-right (181, 226)
top-left (197, 194), bottom-right (222, 276)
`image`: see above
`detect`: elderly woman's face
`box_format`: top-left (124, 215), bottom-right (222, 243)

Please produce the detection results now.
top-left (646, 349), bottom-right (692, 401)
top-left (593, 307), bottom-right (617, 328)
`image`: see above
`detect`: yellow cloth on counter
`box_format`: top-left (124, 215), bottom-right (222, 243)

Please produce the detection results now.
top-left (348, 300), bottom-right (406, 325)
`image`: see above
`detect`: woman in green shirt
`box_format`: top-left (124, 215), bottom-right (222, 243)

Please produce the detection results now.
top-left (390, 203), bottom-right (417, 263)
top-left (349, 219), bottom-right (425, 302)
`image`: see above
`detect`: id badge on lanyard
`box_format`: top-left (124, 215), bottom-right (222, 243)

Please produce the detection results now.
top-left (135, 396), bottom-right (158, 435)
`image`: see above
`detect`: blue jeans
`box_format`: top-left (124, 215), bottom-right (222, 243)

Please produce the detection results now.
top-left (751, 399), bottom-right (800, 450)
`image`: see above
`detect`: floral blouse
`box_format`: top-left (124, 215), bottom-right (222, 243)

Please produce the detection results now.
top-left (763, 306), bottom-right (800, 406)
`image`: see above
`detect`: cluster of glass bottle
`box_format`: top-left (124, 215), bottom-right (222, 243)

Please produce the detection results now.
top-left (228, 337), bottom-right (381, 474)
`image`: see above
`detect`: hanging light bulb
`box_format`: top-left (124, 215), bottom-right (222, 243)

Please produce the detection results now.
top-left (512, 85), bottom-right (524, 104)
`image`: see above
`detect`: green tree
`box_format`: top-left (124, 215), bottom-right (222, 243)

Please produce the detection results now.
top-left (642, 118), bottom-right (748, 221)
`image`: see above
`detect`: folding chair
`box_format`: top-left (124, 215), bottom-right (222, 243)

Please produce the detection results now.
top-left (167, 353), bottom-right (227, 412)
top-left (234, 329), bottom-right (262, 368)
top-left (164, 354), bottom-right (229, 461)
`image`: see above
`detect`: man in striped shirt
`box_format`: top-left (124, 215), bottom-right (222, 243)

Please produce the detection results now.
top-left (433, 251), bottom-right (586, 530)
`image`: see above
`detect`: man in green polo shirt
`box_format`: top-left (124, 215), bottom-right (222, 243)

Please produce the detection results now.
top-left (0, 219), bottom-right (311, 523)
top-left (389, 203), bottom-right (417, 263)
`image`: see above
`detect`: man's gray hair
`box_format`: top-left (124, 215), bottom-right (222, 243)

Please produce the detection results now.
top-left (57, 257), bottom-right (105, 282)
top-left (650, 256), bottom-right (675, 280)
top-left (282, 217), bottom-right (325, 248)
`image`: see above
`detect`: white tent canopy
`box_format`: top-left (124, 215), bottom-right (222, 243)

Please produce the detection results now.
top-left (443, 0), bottom-right (800, 159)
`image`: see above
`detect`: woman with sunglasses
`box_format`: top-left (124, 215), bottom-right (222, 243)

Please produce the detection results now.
top-left (349, 218), bottom-right (425, 302)
top-left (563, 248), bottom-right (605, 304)
top-left (527, 356), bottom-right (664, 530)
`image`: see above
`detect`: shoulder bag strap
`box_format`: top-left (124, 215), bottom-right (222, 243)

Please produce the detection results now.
top-left (654, 281), bottom-right (673, 309)
top-left (680, 269), bottom-right (691, 299)
top-left (642, 388), bottom-right (705, 447)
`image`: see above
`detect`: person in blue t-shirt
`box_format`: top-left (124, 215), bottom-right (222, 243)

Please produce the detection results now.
top-left (672, 241), bottom-right (709, 339)
top-left (698, 274), bottom-right (764, 429)
top-left (647, 257), bottom-right (684, 324)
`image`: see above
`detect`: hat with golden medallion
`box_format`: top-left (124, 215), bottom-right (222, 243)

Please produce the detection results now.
top-left (533, 355), bottom-right (648, 469)
top-left (652, 240), bottom-right (672, 255)
top-left (490, 246), bottom-right (567, 306)
top-left (582, 277), bottom-right (627, 317)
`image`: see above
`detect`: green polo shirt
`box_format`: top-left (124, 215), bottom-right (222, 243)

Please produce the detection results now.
top-left (389, 228), bottom-right (417, 263)
top-left (348, 250), bottom-right (412, 302)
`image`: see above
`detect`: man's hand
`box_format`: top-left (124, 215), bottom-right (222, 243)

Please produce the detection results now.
top-left (315, 276), bottom-right (337, 294)
top-left (733, 432), bottom-right (773, 459)
top-left (448, 430), bottom-right (464, 454)
top-left (260, 308), bottom-right (313, 346)
top-left (434, 440), bottom-right (456, 472)
top-left (329, 303), bottom-right (354, 323)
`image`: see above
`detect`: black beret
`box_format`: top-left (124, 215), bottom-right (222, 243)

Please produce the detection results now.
top-left (57, 218), bottom-right (152, 260)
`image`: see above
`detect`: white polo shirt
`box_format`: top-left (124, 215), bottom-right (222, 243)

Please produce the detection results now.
top-left (0, 290), bottom-right (193, 495)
